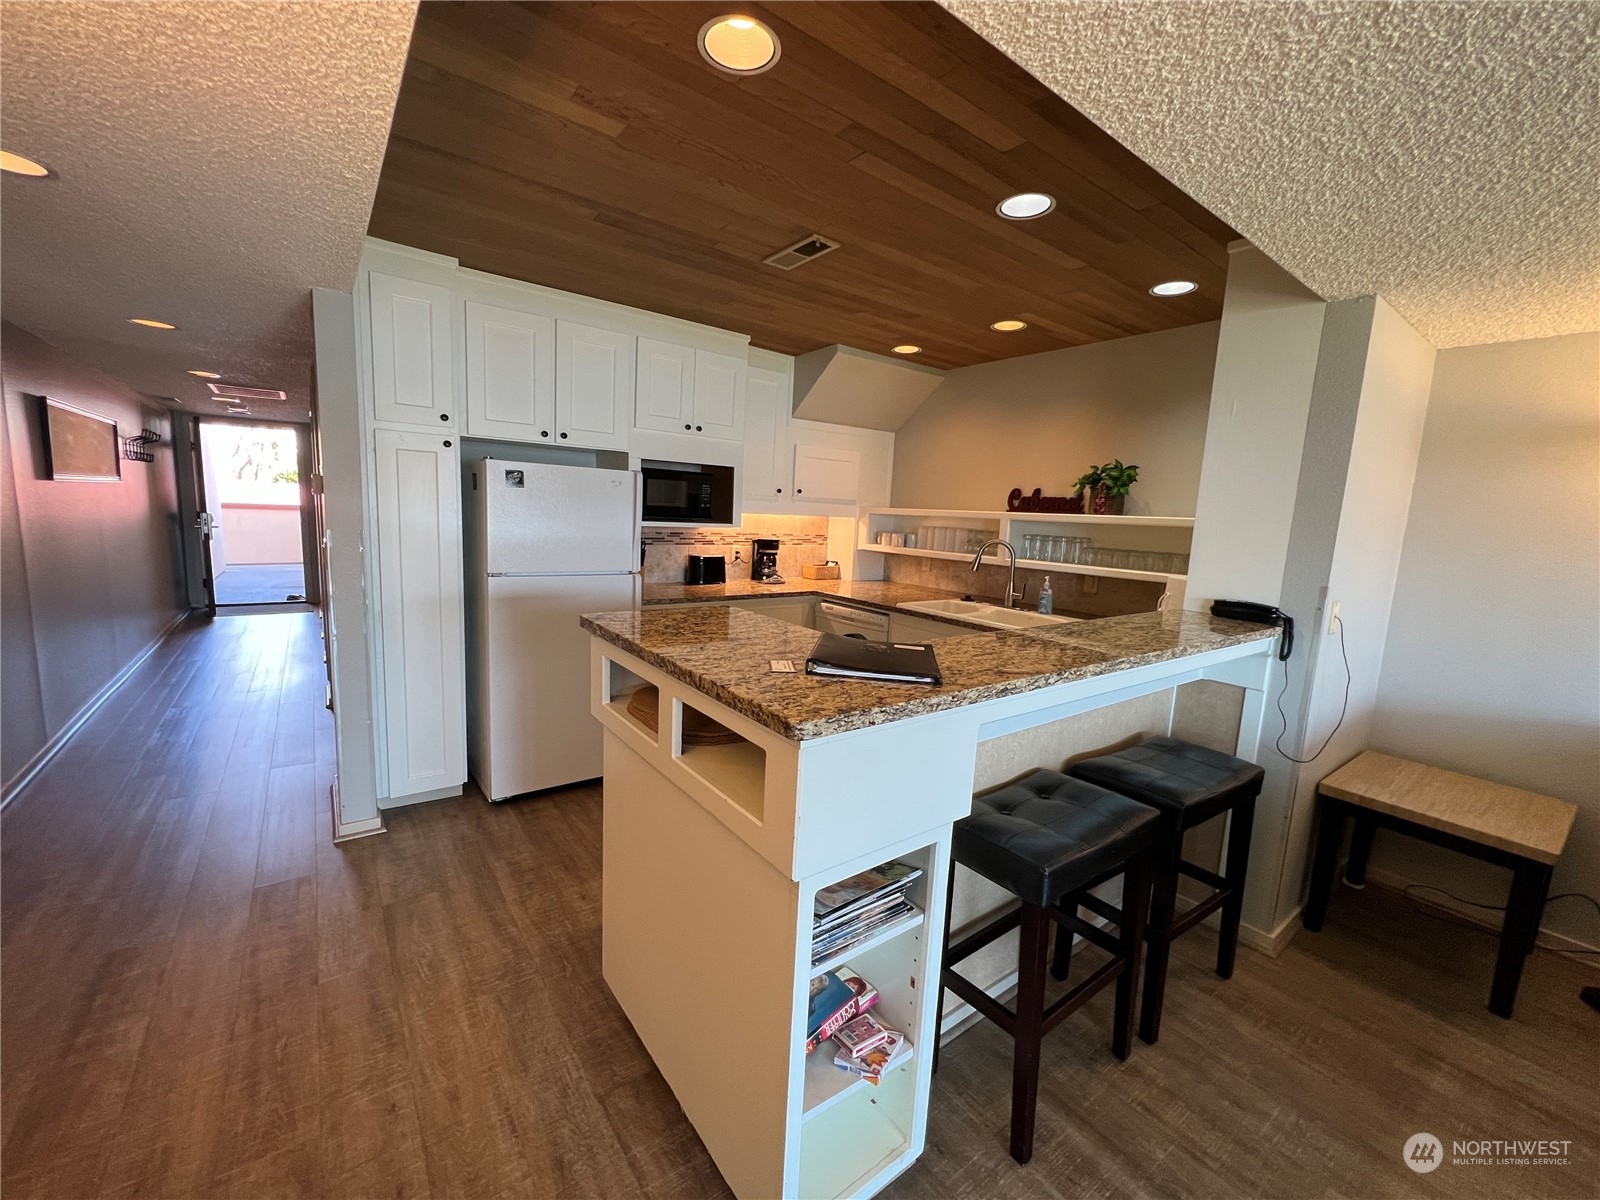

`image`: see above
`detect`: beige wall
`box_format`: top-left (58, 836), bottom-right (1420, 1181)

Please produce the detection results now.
top-left (2, 322), bottom-right (186, 791)
top-left (891, 321), bottom-right (1220, 517)
top-left (1370, 331), bottom-right (1600, 946)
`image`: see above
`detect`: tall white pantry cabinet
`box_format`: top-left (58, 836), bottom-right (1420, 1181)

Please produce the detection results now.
top-left (357, 244), bottom-right (469, 806)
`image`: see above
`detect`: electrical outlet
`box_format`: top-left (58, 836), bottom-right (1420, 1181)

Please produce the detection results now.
top-left (1328, 600), bottom-right (1341, 634)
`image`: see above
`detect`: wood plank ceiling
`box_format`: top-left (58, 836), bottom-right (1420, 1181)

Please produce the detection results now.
top-left (368, 1), bottom-right (1238, 370)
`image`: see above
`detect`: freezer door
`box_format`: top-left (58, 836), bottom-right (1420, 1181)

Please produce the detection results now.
top-left (477, 573), bottom-right (640, 799)
top-left (483, 459), bottom-right (639, 575)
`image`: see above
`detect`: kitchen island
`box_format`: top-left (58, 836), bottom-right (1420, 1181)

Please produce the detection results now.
top-left (583, 605), bottom-right (1278, 1199)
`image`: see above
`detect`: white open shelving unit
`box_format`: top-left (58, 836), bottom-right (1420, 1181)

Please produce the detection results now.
top-left (857, 506), bottom-right (1194, 585)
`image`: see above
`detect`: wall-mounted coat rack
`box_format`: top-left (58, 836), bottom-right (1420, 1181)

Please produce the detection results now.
top-left (122, 429), bottom-right (161, 462)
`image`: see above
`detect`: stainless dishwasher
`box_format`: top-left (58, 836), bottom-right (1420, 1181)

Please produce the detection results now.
top-left (814, 600), bottom-right (890, 640)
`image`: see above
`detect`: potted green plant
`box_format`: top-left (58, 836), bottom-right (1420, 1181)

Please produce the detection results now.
top-left (1096, 459), bottom-right (1139, 514)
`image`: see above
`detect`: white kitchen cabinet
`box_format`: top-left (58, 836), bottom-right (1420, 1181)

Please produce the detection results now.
top-left (372, 428), bottom-right (467, 800)
top-left (635, 338), bottom-right (697, 434)
top-left (464, 301), bottom-right (556, 442)
top-left (742, 364), bottom-right (791, 506)
top-left (368, 271), bottom-right (455, 430)
top-left (693, 348), bottom-right (745, 437)
top-left (636, 340), bottom-right (747, 439)
top-left (557, 321), bottom-right (634, 451)
top-left (792, 444), bottom-right (862, 507)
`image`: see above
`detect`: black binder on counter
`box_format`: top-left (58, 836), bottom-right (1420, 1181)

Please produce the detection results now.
top-left (805, 633), bottom-right (943, 685)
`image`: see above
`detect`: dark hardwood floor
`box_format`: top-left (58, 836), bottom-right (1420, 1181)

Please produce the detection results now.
top-left (3, 612), bottom-right (1595, 1198)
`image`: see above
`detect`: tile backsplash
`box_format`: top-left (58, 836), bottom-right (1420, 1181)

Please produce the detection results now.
top-left (882, 555), bottom-right (1165, 618)
top-left (642, 513), bottom-right (831, 583)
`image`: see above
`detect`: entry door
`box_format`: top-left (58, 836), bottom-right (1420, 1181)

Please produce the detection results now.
top-left (175, 415), bottom-right (217, 613)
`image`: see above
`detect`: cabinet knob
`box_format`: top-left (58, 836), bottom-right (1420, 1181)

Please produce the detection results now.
top-left (684, 424), bottom-right (692, 430)
top-left (559, 432), bottom-right (568, 439)
top-left (439, 413), bottom-right (449, 422)
top-left (443, 439), bottom-right (452, 448)
top-left (776, 488), bottom-right (783, 493)
top-left (695, 425), bottom-right (703, 432)
top-left (796, 488), bottom-right (803, 494)
top-left (540, 430), bottom-right (549, 438)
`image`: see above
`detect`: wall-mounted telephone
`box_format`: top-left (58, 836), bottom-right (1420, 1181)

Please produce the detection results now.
top-left (1211, 599), bottom-right (1295, 661)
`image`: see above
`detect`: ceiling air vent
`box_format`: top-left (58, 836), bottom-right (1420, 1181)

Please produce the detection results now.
top-left (207, 383), bottom-right (287, 402)
top-left (763, 234), bottom-right (840, 271)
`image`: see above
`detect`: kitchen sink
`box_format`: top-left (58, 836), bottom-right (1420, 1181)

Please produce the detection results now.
top-left (897, 598), bottom-right (1080, 630)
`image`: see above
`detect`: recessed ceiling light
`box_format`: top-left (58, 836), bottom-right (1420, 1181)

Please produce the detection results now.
top-left (699, 15), bottom-right (780, 75)
top-left (127, 317), bottom-right (177, 329)
top-left (990, 320), bottom-right (1028, 332)
top-left (187, 370), bottom-right (222, 379)
top-left (1149, 280), bottom-right (1198, 297)
top-left (892, 345), bottom-right (922, 355)
top-left (996, 192), bottom-right (1055, 220)
top-left (0, 150), bottom-right (51, 177)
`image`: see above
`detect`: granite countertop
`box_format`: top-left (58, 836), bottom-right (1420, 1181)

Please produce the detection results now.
top-left (581, 605), bottom-right (1279, 741)
top-left (640, 578), bottom-right (1099, 628)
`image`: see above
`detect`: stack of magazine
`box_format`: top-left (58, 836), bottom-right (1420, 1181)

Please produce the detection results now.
top-left (811, 861), bottom-right (922, 967)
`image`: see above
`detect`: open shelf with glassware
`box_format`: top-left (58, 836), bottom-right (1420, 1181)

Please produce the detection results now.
top-left (858, 507), bottom-right (1195, 583)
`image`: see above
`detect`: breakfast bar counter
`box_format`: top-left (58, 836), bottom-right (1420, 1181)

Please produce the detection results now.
top-left (583, 605), bottom-right (1278, 1199)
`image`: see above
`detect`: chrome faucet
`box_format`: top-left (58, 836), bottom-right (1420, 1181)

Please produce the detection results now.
top-left (971, 540), bottom-right (1024, 608)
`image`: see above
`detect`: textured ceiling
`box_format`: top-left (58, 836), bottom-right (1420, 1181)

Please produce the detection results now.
top-left (1, 1), bottom-right (417, 421)
top-left (943, 0), bottom-right (1600, 348)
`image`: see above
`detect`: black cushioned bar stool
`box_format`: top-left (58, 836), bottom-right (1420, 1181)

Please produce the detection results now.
top-left (1069, 736), bottom-right (1265, 1046)
top-left (939, 770), bottom-right (1161, 1165)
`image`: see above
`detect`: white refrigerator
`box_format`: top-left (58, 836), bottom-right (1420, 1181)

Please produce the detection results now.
top-left (466, 459), bottom-right (641, 801)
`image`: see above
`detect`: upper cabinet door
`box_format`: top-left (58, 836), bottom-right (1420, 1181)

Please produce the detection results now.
top-left (693, 349), bottom-right (746, 438)
top-left (742, 365), bottom-right (789, 503)
top-left (557, 321), bottom-right (634, 451)
top-left (464, 302), bottom-right (556, 442)
top-left (368, 271), bottom-right (454, 430)
top-left (792, 443), bottom-right (861, 506)
top-left (634, 337), bottom-right (697, 434)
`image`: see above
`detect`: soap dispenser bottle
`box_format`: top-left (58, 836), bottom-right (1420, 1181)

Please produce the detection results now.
top-left (1038, 575), bottom-right (1054, 615)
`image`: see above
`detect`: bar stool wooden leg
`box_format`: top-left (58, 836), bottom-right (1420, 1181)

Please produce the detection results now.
top-left (1113, 852), bottom-right (1153, 1060)
top-left (1216, 795), bottom-right (1256, 980)
top-left (1138, 829), bottom-right (1182, 1046)
top-left (1009, 903), bottom-right (1052, 1165)
top-left (933, 857), bottom-right (958, 1075)
top-left (1050, 895), bottom-right (1077, 982)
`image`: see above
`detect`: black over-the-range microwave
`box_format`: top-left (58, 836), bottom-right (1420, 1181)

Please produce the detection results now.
top-left (640, 461), bottom-right (736, 524)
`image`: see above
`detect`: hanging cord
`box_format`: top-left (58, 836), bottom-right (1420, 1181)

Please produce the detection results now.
top-left (1274, 614), bottom-right (1351, 764)
top-left (1401, 883), bottom-right (1600, 962)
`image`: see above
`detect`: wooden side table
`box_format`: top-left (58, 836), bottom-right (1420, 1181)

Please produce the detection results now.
top-left (1302, 751), bottom-right (1577, 1018)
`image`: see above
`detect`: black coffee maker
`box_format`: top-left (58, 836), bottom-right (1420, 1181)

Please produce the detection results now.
top-left (752, 538), bottom-right (783, 584)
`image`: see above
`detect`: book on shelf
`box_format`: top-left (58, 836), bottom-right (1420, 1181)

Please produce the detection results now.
top-left (805, 965), bottom-right (879, 1054)
top-left (833, 1017), bottom-right (910, 1085)
top-left (811, 860), bottom-right (923, 966)
top-left (811, 898), bottom-right (916, 966)
top-left (833, 1012), bottom-right (892, 1058)
top-left (814, 861), bottom-right (922, 921)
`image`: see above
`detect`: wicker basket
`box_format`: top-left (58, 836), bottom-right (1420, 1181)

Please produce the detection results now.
top-left (625, 686), bottom-right (743, 746)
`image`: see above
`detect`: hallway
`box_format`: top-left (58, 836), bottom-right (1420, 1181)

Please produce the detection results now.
top-left (3, 613), bottom-right (1596, 1199)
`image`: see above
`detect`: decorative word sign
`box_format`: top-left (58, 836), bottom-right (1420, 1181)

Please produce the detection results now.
top-left (1007, 487), bottom-right (1084, 513)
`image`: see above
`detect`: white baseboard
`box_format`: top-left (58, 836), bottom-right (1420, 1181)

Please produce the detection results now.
top-left (329, 782), bottom-right (386, 842)
top-left (1238, 908), bottom-right (1304, 958)
top-left (1360, 865), bottom-right (1600, 956)
top-left (1, 609), bottom-right (189, 809)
